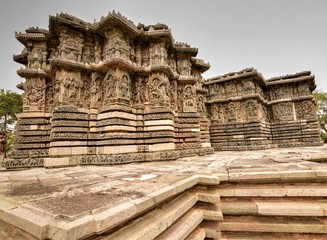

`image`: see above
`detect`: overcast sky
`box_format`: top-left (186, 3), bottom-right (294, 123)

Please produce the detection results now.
top-left (0, 0), bottom-right (326, 92)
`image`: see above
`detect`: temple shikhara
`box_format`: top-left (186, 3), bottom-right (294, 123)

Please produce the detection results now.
top-left (6, 11), bottom-right (322, 168)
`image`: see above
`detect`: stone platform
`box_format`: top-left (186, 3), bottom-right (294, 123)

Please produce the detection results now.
top-left (1, 146), bottom-right (327, 239)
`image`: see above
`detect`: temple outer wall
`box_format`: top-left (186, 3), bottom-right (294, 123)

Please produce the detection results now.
top-left (205, 69), bottom-right (322, 150)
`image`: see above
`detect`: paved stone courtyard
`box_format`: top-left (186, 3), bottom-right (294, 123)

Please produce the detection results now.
top-left (1, 146), bottom-right (327, 239)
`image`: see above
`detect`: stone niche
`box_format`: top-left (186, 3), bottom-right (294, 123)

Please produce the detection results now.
top-left (6, 12), bottom-right (322, 168)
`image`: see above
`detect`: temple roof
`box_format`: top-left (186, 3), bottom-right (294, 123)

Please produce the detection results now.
top-left (15, 32), bottom-right (48, 45)
top-left (175, 42), bottom-right (198, 56)
top-left (267, 71), bottom-right (312, 82)
top-left (191, 57), bottom-right (210, 72)
top-left (93, 10), bottom-right (140, 37)
top-left (205, 68), bottom-right (265, 84)
top-left (266, 71), bottom-right (316, 90)
top-left (49, 12), bottom-right (92, 32)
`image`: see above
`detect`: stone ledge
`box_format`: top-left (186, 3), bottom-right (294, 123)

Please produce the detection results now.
top-left (0, 174), bottom-right (220, 240)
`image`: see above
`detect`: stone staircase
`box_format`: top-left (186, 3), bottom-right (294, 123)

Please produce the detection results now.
top-left (218, 182), bottom-right (327, 239)
top-left (2, 152), bottom-right (327, 240)
top-left (93, 185), bottom-right (223, 240)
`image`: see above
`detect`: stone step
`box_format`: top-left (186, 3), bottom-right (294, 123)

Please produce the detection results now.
top-left (101, 186), bottom-right (222, 240)
top-left (218, 183), bottom-right (327, 198)
top-left (196, 202), bottom-right (223, 220)
top-left (220, 232), bottom-right (327, 240)
top-left (155, 209), bottom-right (203, 240)
top-left (184, 228), bottom-right (206, 240)
top-left (102, 192), bottom-right (198, 240)
top-left (221, 216), bottom-right (327, 234)
top-left (199, 220), bottom-right (222, 239)
top-left (222, 198), bottom-right (327, 217)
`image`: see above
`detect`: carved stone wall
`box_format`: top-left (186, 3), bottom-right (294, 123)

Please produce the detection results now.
top-left (7, 12), bottom-right (213, 168)
top-left (6, 12), bottom-right (322, 168)
top-left (206, 69), bottom-right (322, 150)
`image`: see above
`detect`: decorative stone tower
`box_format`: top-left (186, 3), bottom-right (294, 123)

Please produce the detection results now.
top-left (7, 12), bottom-right (213, 168)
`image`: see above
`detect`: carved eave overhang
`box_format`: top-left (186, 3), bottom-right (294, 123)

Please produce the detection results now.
top-left (204, 68), bottom-right (265, 85)
top-left (177, 75), bottom-right (197, 84)
top-left (16, 82), bottom-right (24, 91)
top-left (191, 57), bottom-right (210, 73)
top-left (175, 43), bottom-right (198, 57)
top-left (89, 59), bottom-right (139, 74)
top-left (144, 29), bottom-right (174, 46)
top-left (17, 68), bottom-right (50, 78)
top-left (196, 88), bottom-right (208, 94)
top-left (147, 65), bottom-right (176, 78)
top-left (15, 32), bottom-right (48, 46)
top-left (49, 58), bottom-right (88, 72)
top-left (93, 12), bottom-right (140, 38)
top-left (13, 52), bottom-right (28, 65)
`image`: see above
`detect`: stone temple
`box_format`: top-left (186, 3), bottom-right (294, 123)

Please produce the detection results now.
top-left (5, 11), bottom-right (322, 168)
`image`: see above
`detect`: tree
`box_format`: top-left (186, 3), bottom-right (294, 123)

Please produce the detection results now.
top-left (313, 90), bottom-right (327, 142)
top-left (0, 89), bottom-right (23, 157)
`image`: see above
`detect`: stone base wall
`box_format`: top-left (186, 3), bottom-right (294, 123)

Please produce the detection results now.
top-left (7, 113), bottom-right (51, 167)
top-left (5, 105), bottom-right (214, 168)
top-left (271, 120), bottom-right (323, 148)
top-left (210, 121), bottom-right (274, 151)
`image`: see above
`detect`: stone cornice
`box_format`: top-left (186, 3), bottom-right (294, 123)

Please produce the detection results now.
top-left (15, 32), bottom-right (48, 45)
top-left (205, 68), bottom-right (266, 85)
top-left (16, 68), bottom-right (49, 78)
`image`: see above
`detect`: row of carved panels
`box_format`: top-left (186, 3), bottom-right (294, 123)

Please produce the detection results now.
top-left (24, 31), bottom-right (195, 77)
top-left (208, 100), bottom-right (316, 123)
top-left (23, 72), bottom-right (206, 114)
top-left (4, 146), bottom-right (214, 168)
top-left (207, 80), bottom-right (312, 101)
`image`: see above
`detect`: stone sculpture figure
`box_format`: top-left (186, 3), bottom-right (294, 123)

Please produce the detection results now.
top-left (184, 86), bottom-right (195, 108)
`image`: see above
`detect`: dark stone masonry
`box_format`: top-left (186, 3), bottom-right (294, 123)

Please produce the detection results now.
top-left (5, 11), bottom-right (322, 168)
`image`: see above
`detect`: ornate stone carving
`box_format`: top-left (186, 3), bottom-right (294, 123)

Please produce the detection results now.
top-left (150, 41), bottom-right (167, 66)
top-left (23, 77), bottom-right (46, 111)
top-left (298, 83), bottom-right (311, 96)
top-left (103, 30), bottom-right (131, 63)
top-left (28, 43), bottom-right (47, 69)
top-left (273, 102), bottom-right (293, 121)
top-left (58, 27), bottom-right (84, 62)
top-left (177, 57), bottom-right (191, 76)
top-left (170, 80), bottom-right (178, 111)
top-left (302, 100), bottom-right (316, 118)
top-left (103, 69), bottom-right (131, 103)
top-left (94, 41), bottom-right (102, 63)
top-left (246, 100), bottom-right (257, 118)
top-left (90, 72), bottom-right (103, 108)
top-left (45, 86), bottom-right (54, 111)
top-left (147, 74), bottom-right (170, 105)
top-left (183, 85), bottom-right (196, 112)
top-left (227, 102), bottom-right (237, 121)
top-left (244, 80), bottom-right (255, 95)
